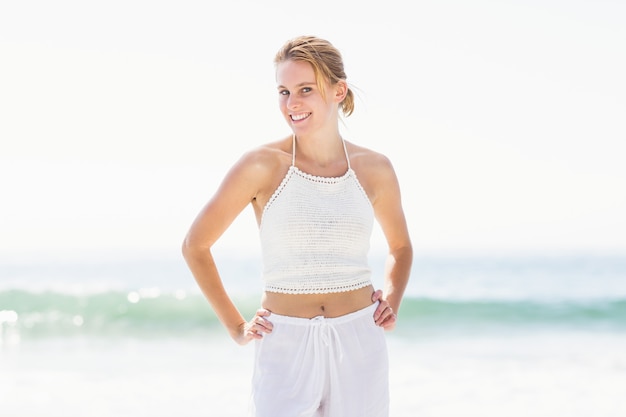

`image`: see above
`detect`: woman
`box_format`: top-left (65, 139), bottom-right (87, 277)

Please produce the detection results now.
top-left (182, 35), bottom-right (412, 417)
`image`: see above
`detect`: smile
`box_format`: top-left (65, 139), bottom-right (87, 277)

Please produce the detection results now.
top-left (290, 112), bottom-right (311, 121)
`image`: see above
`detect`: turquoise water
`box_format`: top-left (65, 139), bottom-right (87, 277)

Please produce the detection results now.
top-left (2, 290), bottom-right (625, 339)
top-left (2, 255), bottom-right (625, 338)
top-left (1, 255), bottom-right (625, 416)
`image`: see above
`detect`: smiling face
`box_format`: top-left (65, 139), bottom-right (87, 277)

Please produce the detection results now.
top-left (276, 59), bottom-right (344, 136)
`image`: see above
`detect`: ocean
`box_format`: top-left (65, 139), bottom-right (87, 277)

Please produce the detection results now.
top-left (1, 254), bottom-right (625, 416)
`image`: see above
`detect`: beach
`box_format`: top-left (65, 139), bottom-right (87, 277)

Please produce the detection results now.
top-left (1, 255), bottom-right (625, 416)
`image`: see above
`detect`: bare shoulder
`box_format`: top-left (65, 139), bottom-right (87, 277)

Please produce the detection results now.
top-left (345, 141), bottom-right (396, 179)
top-left (232, 136), bottom-right (292, 180)
top-left (344, 140), bottom-right (400, 205)
top-left (226, 136), bottom-right (293, 211)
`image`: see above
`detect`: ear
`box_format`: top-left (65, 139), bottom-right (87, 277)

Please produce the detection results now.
top-left (333, 80), bottom-right (348, 103)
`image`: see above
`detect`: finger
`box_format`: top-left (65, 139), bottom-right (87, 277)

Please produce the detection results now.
top-left (374, 301), bottom-right (390, 321)
top-left (371, 289), bottom-right (383, 303)
top-left (380, 313), bottom-right (397, 330)
top-left (245, 326), bottom-right (263, 339)
top-left (255, 316), bottom-right (273, 332)
top-left (375, 305), bottom-right (394, 325)
top-left (244, 317), bottom-right (270, 339)
top-left (378, 307), bottom-right (395, 323)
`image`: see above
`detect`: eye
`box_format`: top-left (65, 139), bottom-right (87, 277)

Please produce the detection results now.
top-left (301, 87), bottom-right (312, 93)
top-left (279, 89), bottom-right (290, 96)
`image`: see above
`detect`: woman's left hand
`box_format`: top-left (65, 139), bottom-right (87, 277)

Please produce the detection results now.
top-left (371, 290), bottom-right (397, 331)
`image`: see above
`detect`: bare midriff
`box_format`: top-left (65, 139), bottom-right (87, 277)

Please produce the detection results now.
top-left (261, 284), bottom-right (375, 318)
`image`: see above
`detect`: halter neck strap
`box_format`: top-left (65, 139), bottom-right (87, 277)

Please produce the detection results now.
top-left (341, 137), bottom-right (351, 170)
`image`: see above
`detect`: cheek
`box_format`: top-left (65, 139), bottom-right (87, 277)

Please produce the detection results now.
top-left (278, 96), bottom-right (288, 110)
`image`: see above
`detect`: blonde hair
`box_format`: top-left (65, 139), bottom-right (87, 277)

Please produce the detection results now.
top-left (274, 36), bottom-right (355, 117)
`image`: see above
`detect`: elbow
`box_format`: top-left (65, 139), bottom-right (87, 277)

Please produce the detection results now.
top-left (181, 237), bottom-right (191, 259)
top-left (181, 222), bottom-right (218, 265)
top-left (181, 235), bottom-right (208, 262)
top-left (390, 241), bottom-right (413, 264)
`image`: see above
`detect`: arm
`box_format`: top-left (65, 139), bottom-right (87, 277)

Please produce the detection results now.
top-left (369, 155), bottom-right (413, 331)
top-left (181, 150), bottom-right (274, 345)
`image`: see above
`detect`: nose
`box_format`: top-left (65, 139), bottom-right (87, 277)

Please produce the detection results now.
top-left (286, 93), bottom-right (300, 110)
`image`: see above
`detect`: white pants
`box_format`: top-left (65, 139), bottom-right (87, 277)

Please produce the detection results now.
top-left (250, 302), bottom-right (389, 417)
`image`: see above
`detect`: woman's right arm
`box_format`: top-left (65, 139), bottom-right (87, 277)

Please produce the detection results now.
top-left (181, 149), bottom-right (274, 345)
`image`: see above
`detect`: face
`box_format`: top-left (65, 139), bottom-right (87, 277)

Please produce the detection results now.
top-left (276, 59), bottom-right (345, 135)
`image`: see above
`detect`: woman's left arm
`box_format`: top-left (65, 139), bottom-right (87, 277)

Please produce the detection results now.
top-left (368, 153), bottom-right (413, 331)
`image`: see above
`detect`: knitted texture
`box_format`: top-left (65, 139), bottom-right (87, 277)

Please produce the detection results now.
top-left (259, 166), bottom-right (374, 294)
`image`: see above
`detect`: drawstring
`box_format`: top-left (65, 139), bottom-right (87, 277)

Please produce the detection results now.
top-left (312, 316), bottom-right (345, 363)
top-left (285, 316), bottom-right (345, 398)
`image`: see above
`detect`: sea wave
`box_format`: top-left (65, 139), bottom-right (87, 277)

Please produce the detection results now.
top-left (2, 289), bottom-right (625, 339)
top-left (400, 297), bottom-right (626, 329)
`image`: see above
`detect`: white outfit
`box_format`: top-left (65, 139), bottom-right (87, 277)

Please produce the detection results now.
top-left (251, 136), bottom-right (389, 417)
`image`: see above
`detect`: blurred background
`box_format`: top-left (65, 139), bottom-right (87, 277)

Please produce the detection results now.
top-left (1, 1), bottom-right (625, 416)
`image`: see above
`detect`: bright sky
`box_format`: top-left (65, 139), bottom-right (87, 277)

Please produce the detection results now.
top-left (1, 0), bottom-right (625, 262)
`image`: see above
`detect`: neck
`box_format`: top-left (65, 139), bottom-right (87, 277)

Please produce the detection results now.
top-left (294, 132), bottom-right (344, 167)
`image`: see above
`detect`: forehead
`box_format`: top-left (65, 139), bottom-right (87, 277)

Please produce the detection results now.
top-left (276, 60), bottom-right (316, 87)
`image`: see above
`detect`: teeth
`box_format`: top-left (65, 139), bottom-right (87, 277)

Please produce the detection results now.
top-left (291, 113), bottom-right (310, 121)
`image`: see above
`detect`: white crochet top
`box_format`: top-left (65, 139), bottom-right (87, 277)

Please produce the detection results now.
top-left (259, 136), bottom-right (374, 294)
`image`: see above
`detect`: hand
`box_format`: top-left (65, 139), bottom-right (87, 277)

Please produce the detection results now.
top-left (371, 290), bottom-right (397, 331)
top-left (236, 308), bottom-right (273, 345)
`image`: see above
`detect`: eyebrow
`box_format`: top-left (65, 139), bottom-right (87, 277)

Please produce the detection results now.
top-left (276, 81), bottom-right (316, 89)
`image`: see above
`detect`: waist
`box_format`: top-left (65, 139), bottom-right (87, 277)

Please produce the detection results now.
top-left (267, 301), bottom-right (379, 325)
top-left (261, 284), bottom-right (375, 319)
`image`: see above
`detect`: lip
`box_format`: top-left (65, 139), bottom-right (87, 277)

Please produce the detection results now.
top-left (290, 112), bottom-right (311, 122)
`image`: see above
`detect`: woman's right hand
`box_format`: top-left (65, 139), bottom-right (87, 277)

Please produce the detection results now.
top-left (235, 308), bottom-right (273, 345)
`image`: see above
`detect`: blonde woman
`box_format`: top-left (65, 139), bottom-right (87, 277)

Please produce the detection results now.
top-left (182, 35), bottom-right (412, 417)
